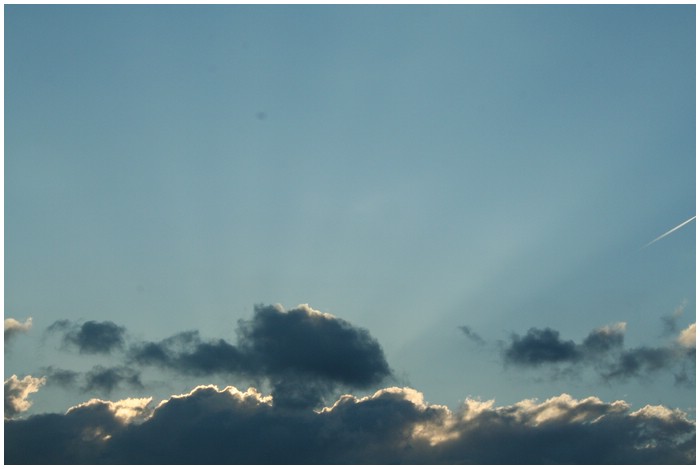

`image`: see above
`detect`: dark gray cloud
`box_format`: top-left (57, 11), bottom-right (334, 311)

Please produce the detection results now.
top-left (505, 328), bottom-right (581, 365)
top-left (130, 331), bottom-right (245, 375)
top-left (48, 320), bottom-right (126, 354)
top-left (4, 375), bottom-right (45, 419)
top-left (458, 326), bottom-right (485, 346)
top-left (502, 322), bottom-right (694, 384)
top-left (238, 304), bottom-right (391, 387)
top-left (4, 385), bottom-right (695, 464)
top-left (83, 366), bottom-right (143, 395)
top-left (129, 304), bottom-right (391, 408)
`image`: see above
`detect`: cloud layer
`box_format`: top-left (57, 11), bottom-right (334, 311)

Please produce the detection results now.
top-left (4, 384), bottom-right (695, 464)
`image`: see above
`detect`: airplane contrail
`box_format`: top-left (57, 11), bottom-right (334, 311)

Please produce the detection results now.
top-left (644, 215), bottom-right (696, 248)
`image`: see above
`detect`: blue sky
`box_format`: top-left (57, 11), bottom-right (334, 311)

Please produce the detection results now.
top-left (4, 5), bottom-right (696, 463)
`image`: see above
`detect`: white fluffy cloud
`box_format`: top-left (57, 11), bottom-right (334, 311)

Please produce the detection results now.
top-left (4, 317), bottom-right (33, 343)
top-left (677, 323), bottom-right (696, 349)
top-left (4, 374), bottom-right (45, 418)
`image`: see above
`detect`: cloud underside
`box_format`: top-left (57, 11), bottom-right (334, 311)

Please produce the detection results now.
top-left (4, 385), bottom-right (694, 464)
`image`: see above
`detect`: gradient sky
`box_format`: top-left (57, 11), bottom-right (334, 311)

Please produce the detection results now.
top-left (4, 5), bottom-right (696, 463)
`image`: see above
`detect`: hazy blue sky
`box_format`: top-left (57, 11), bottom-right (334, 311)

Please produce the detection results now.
top-left (4, 5), bottom-right (696, 464)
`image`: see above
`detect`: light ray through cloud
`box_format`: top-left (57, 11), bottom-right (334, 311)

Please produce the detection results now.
top-left (643, 215), bottom-right (696, 248)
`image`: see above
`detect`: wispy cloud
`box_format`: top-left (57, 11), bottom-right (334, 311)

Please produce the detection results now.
top-left (458, 326), bottom-right (486, 346)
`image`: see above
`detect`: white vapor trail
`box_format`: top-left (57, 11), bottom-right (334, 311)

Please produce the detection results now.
top-left (644, 215), bottom-right (696, 248)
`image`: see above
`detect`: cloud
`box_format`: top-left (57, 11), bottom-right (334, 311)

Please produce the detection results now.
top-left (580, 322), bottom-right (626, 354)
top-left (4, 375), bottom-right (46, 419)
top-left (130, 330), bottom-right (245, 375)
top-left (40, 365), bottom-right (144, 397)
top-left (4, 384), bottom-right (695, 464)
top-left (239, 304), bottom-right (391, 387)
top-left (662, 300), bottom-right (687, 335)
top-left (501, 321), bottom-right (695, 384)
top-left (41, 366), bottom-right (80, 388)
top-left (602, 346), bottom-right (677, 380)
top-left (504, 328), bottom-right (581, 365)
top-left (48, 320), bottom-right (126, 354)
top-left (458, 326), bottom-right (485, 346)
top-left (5, 317), bottom-right (33, 344)
top-left (83, 366), bottom-right (143, 395)
top-left (130, 304), bottom-right (392, 408)
top-left (677, 323), bottom-right (695, 350)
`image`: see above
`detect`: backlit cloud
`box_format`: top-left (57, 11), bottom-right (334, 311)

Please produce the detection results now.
top-left (677, 323), bottom-right (695, 349)
top-left (5, 317), bottom-right (33, 345)
top-left (4, 375), bottom-right (46, 419)
top-left (4, 384), bottom-right (695, 464)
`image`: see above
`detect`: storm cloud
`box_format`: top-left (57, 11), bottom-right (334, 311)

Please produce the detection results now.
top-left (4, 385), bottom-right (695, 464)
top-left (48, 320), bottom-right (126, 354)
top-left (4, 375), bottom-right (45, 419)
top-left (129, 304), bottom-right (391, 407)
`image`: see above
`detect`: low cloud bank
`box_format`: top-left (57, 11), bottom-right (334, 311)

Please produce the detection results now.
top-left (4, 384), bottom-right (695, 464)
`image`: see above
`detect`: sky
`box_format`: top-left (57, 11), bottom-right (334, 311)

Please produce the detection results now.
top-left (3, 4), bottom-right (696, 464)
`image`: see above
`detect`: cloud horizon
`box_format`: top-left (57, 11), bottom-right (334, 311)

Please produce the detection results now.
top-left (4, 383), bottom-right (695, 464)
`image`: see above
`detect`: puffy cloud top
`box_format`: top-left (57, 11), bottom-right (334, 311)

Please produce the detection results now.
top-left (677, 323), bottom-right (695, 349)
top-left (4, 317), bottom-right (32, 342)
top-left (4, 385), bottom-right (695, 464)
top-left (4, 375), bottom-right (45, 419)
